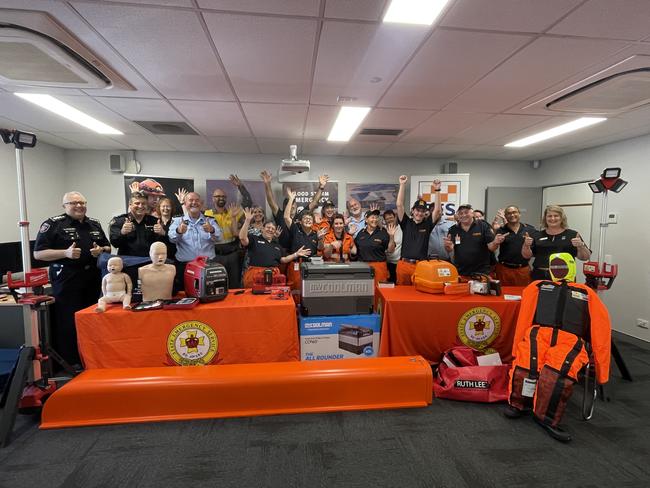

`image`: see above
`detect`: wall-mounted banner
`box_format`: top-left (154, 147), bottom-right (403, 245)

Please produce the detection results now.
top-left (281, 181), bottom-right (338, 213)
top-left (346, 183), bottom-right (399, 213)
top-left (123, 174), bottom-right (194, 216)
top-left (206, 179), bottom-right (267, 212)
top-left (410, 174), bottom-right (470, 219)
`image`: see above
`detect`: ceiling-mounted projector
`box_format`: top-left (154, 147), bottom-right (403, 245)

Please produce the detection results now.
top-left (281, 144), bottom-right (310, 173)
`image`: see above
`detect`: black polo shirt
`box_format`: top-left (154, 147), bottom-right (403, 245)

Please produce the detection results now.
top-left (355, 227), bottom-right (389, 262)
top-left (289, 223), bottom-right (319, 255)
top-left (399, 216), bottom-right (434, 260)
top-left (530, 228), bottom-right (580, 273)
top-left (109, 213), bottom-right (161, 257)
top-left (448, 220), bottom-right (495, 275)
top-left (247, 236), bottom-right (283, 267)
top-left (496, 223), bottom-right (536, 266)
top-left (34, 213), bottom-right (110, 268)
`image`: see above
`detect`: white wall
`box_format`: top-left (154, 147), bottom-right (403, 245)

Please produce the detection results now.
top-left (63, 149), bottom-right (534, 229)
top-left (537, 133), bottom-right (650, 341)
top-left (1, 141), bottom-right (66, 243)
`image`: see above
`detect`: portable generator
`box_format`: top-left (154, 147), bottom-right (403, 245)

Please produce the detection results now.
top-left (184, 256), bottom-right (228, 302)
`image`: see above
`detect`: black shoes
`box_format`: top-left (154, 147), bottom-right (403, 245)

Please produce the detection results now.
top-left (534, 416), bottom-right (572, 443)
top-left (503, 405), bottom-right (530, 419)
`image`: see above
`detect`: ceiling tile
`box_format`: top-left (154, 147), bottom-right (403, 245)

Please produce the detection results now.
top-left (446, 37), bottom-right (629, 113)
top-left (312, 21), bottom-right (429, 106)
top-left (549, 0), bottom-right (650, 40)
top-left (170, 100), bottom-right (251, 137)
top-left (257, 138), bottom-right (299, 155)
top-left (418, 144), bottom-right (480, 158)
top-left (324, 0), bottom-right (388, 21)
top-left (156, 135), bottom-right (218, 152)
top-left (379, 143), bottom-right (432, 157)
top-left (341, 141), bottom-right (392, 156)
top-left (379, 30), bottom-right (533, 110)
top-left (106, 1), bottom-right (195, 6)
top-left (96, 98), bottom-right (182, 122)
top-left (242, 103), bottom-right (307, 139)
top-left (50, 132), bottom-right (130, 150)
top-left (73, 3), bottom-right (234, 100)
top-left (55, 95), bottom-right (150, 134)
top-left (204, 13), bottom-right (317, 103)
top-left (401, 111), bottom-right (493, 143)
top-left (441, 0), bottom-right (582, 32)
top-left (302, 140), bottom-right (345, 156)
top-left (303, 105), bottom-right (339, 140)
top-left (362, 108), bottom-right (433, 129)
top-left (208, 136), bottom-right (260, 153)
top-left (197, 0), bottom-right (321, 16)
top-left (34, 132), bottom-right (86, 149)
top-left (445, 114), bottom-right (550, 145)
top-left (107, 133), bottom-right (174, 151)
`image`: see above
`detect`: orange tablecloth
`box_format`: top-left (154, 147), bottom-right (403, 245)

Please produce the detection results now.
top-left (378, 286), bottom-right (524, 364)
top-left (75, 292), bottom-right (299, 369)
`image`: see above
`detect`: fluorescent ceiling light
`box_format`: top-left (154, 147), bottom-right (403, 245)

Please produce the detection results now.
top-left (504, 117), bottom-right (606, 148)
top-left (383, 0), bottom-right (450, 25)
top-left (14, 93), bottom-right (123, 135)
top-left (327, 106), bottom-right (371, 142)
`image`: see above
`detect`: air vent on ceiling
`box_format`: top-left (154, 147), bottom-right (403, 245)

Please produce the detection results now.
top-left (0, 10), bottom-right (134, 90)
top-left (546, 68), bottom-right (650, 114)
top-left (134, 121), bottom-right (198, 135)
top-left (359, 128), bottom-right (404, 136)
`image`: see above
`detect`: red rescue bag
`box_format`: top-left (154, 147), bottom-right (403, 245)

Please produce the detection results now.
top-left (433, 346), bottom-right (509, 403)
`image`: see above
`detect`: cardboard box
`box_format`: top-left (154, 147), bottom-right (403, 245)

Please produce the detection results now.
top-left (299, 313), bottom-right (381, 361)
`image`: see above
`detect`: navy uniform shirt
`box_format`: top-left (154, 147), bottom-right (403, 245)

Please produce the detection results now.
top-left (289, 223), bottom-right (319, 255)
top-left (530, 228), bottom-right (580, 273)
top-left (35, 213), bottom-right (110, 268)
top-left (448, 220), bottom-right (495, 275)
top-left (355, 227), bottom-right (389, 262)
top-left (399, 217), bottom-right (434, 260)
top-left (109, 213), bottom-right (161, 257)
top-left (496, 223), bottom-right (536, 266)
top-left (247, 236), bottom-right (284, 267)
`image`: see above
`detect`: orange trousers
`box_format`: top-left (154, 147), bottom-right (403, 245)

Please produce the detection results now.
top-left (495, 264), bottom-right (531, 286)
top-left (508, 326), bottom-right (589, 427)
top-left (396, 260), bottom-right (417, 285)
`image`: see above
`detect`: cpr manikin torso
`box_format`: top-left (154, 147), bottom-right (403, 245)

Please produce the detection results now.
top-left (96, 256), bottom-right (132, 312)
top-left (139, 241), bottom-right (176, 301)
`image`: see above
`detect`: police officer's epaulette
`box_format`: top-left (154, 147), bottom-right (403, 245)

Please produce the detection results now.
top-left (109, 213), bottom-right (128, 225)
top-left (50, 214), bottom-right (66, 221)
top-left (88, 217), bottom-right (102, 223)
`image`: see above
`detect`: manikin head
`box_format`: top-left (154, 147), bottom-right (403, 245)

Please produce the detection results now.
top-left (107, 256), bottom-right (124, 274)
top-left (149, 241), bottom-right (168, 265)
top-left (62, 191), bottom-right (88, 221)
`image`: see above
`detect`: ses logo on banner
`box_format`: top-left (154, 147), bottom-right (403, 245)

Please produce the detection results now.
top-left (410, 174), bottom-right (470, 218)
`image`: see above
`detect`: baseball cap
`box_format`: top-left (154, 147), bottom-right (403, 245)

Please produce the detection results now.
top-left (322, 200), bottom-right (335, 209)
top-left (365, 209), bottom-right (381, 218)
top-left (456, 203), bottom-right (473, 212)
top-left (412, 199), bottom-right (428, 211)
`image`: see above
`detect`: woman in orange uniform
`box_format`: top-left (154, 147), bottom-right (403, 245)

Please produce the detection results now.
top-left (354, 209), bottom-right (397, 285)
top-left (323, 214), bottom-right (356, 262)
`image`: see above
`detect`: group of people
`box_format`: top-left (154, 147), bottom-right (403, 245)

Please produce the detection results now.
top-left (32, 172), bottom-right (590, 366)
